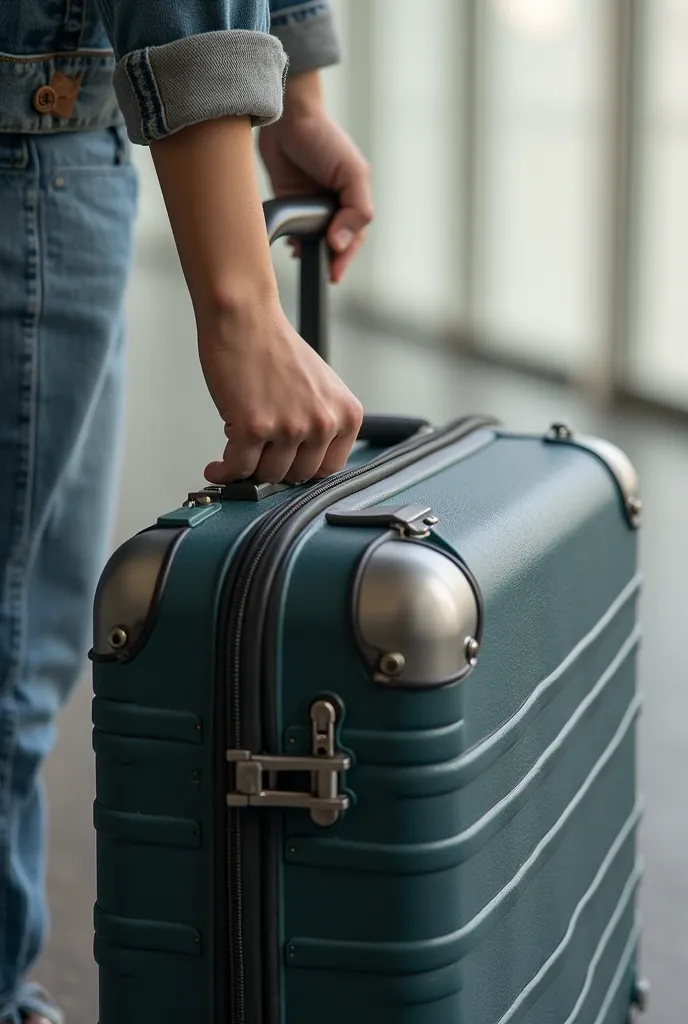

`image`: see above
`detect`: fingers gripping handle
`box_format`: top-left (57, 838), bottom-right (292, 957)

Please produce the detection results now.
top-left (263, 197), bottom-right (336, 360)
top-left (219, 414), bottom-right (433, 501)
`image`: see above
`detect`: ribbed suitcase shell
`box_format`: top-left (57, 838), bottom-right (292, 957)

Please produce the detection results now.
top-left (93, 425), bottom-right (641, 1024)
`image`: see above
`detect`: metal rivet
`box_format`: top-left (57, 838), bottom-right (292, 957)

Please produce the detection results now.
top-left (627, 496), bottom-right (643, 525)
top-left (197, 495), bottom-right (212, 505)
top-left (633, 978), bottom-right (650, 1012)
top-left (379, 651), bottom-right (406, 677)
top-left (423, 515), bottom-right (439, 527)
top-left (549, 422), bottom-right (573, 440)
top-left (54, 176), bottom-right (65, 188)
top-left (194, 724), bottom-right (202, 733)
top-left (288, 845), bottom-right (297, 854)
top-left (107, 626), bottom-right (128, 650)
top-left (465, 637), bottom-right (480, 667)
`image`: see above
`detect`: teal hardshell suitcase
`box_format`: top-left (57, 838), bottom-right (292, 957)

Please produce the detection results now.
top-left (92, 198), bottom-right (645, 1024)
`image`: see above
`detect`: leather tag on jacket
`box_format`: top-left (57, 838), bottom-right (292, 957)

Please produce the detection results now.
top-left (51, 72), bottom-right (83, 119)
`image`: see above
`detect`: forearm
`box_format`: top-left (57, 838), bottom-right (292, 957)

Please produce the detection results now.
top-left (151, 116), bottom-right (279, 320)
top-left (149, 111), bottom-right (362, 490)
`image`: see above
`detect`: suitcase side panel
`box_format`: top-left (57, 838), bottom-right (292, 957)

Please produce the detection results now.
top-left (278, 433), bottom-right (640, 1024)
top-left (92, 506), bottom-right (257, 1024)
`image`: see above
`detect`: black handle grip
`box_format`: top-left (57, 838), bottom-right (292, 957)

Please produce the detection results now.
top-left (358, 415), bottom-right (433, 448)
top-left (264, 196), bottom-right (336, 360)
top-left (220, 416), bottom-right (433, 501)
top-left (264, 196), bottom-right (336, 245)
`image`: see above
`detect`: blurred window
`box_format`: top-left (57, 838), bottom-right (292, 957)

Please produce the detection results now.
top-left (629, 0), bottom-right (688, 406)
top-left (471, 0), bottom-right (611, 374)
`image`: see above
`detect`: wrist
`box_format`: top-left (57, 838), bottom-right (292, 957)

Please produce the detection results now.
top-left (194, 278), bottom-right (280, 321)
top-left (282, 70), bottom-right (325, 121)
top-left (195, 282), bottom-right (282, 336)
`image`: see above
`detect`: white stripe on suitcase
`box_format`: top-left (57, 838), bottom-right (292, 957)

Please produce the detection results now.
top-left (458, 626), bottom-right (641, 845)
top-left (563, 879), bottom-right (640, 1024)
top-left (457, 572), bottom-right (642, 776)
top-left (495, 810), bottom-right (641, 1024)
top-left (590, 924), bottom-right (640, 1024)
top-left (286, 697), bottom-right (642, 969)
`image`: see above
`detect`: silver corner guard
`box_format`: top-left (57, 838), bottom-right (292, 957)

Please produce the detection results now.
top-left (546, 423), bottom-right (642, 529)
top-left (353, 538), bottom-right (482, 689)
top-left (92, 527), bottom-right (183, 659)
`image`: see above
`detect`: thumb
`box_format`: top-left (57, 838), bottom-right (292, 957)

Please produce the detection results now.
top-left (328, 209), bottom-right (366, 254)
top-left (327, 166), bottom-right (374, 254)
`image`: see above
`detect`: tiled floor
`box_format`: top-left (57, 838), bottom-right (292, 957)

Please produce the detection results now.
top-left (35, 248), bottom-right (688, 1022)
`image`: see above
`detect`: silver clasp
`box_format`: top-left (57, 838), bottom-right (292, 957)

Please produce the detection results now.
top-left (326, 503), bottom-right (439, 539)
top-left (226, 700), bottom-right (349, 827)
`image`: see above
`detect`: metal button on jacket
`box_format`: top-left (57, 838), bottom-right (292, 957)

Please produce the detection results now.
top-left (33, 85), bottom-right (58, 114)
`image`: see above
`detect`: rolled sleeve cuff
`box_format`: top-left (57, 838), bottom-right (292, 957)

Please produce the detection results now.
top-left (113, 29), bottom-right (288, 146)
top-left (271, 4), bottom-right (341, 76)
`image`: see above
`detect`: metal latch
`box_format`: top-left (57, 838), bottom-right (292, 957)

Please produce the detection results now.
top-left (184, 485), bottom-right (223, 508)
top-left (326, 503), bottom-right (439, 538)
top-left (226, 700), bottom-right (350, 827)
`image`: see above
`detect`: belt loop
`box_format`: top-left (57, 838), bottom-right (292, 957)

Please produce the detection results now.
top-left (10, 137), bottom-right (31, 171)
top-left (111, 125), bottom-right (128, 165)
top-left (25, 136), bottom-right (38, 178)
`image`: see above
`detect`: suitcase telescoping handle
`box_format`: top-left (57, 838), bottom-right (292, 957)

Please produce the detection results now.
top-left (264, 195), bottom-right (335, 360)
top-left (263, 197), bottom-right (431, 443)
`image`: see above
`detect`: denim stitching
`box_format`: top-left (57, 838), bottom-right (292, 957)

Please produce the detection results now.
top-left (125, 49), bottom-right (166, 142)
top-left (271, 1), bottom-right (329, 19)
top-left (0, 137), bottom-right (41, 1004)
top-left (140, 50), bottom-right (167, 140)
top-left (124, 51), bottom-right (151, 142)
top-left (7, 135), bottom-right (43, 986)
top-left (271, 2), bottom-right (329, 29)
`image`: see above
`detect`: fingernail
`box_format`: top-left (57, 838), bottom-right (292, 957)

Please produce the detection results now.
top-left (333, 228), bottom-right (355, 252)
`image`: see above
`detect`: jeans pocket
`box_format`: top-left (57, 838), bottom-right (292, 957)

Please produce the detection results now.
top-left (46, 129), bottom-right (138, 273)
top-left (0, 134), bottom-right (28, 171)
top-left (50, 125), bottom-right (134, 176)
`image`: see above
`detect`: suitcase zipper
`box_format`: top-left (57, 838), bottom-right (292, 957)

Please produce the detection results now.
top-left (221, 414), bottom-right (498, 1024)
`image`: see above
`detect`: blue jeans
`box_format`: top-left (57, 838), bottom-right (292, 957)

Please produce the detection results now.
top-left (0, 127), bottom-right (137, 1023)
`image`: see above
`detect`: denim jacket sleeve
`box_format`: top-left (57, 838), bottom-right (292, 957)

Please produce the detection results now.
top-left (270, 1), bottom-right (342, 77)
top-left (95, 0), bottom-right (340, 146)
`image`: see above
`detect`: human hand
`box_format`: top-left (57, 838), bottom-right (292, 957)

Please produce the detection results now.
top-left (259, 71), bottom-right (373, 283)
top-left (151, 115), bottom-right (364, 485)
top-left (198, 301), bottom-right (363, 485)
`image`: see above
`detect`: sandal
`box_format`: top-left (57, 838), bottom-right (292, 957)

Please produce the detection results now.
top-left (17, 985), bottom-right (64, 1024)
